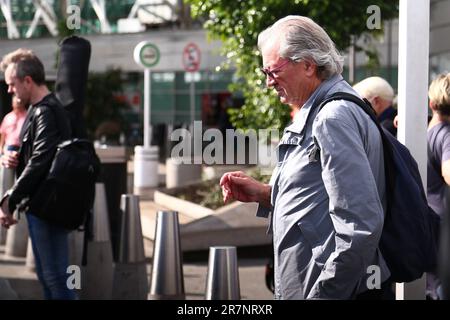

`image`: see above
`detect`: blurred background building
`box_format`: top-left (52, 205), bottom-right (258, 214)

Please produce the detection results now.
top-left (0, 0), bottom-right (448, 149)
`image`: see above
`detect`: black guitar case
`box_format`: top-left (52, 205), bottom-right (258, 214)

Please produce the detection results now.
top-left (55, 36), bottom-right (91, 139)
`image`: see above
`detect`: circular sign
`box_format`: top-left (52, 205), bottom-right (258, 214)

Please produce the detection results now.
top-left (182, 43), bottom-right (201, 72)
top-left (134, 41), bottom-right (160, 68)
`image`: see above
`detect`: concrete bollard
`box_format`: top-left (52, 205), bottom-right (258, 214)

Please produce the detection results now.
top-left (112, 194), bottom-right (148, 300)
top-left (25, 238), bottom-right (35, 272)
top-left (205, 246), bottom-right (240, 300)
top-left (0, 166), bottom-right (15, 246)
top-left (80, 183), bottom-right (114, 300)
top-left (149, 211), bottom-right (185, 300)
top-left (68, 229), bottom-right (84, 268)
top-left (0, 225), bottom-right (6, 246)
top-left (165, 157), bottom-right (202, 188)
top-left (5, 214), bottom-right (29, 258)
top-left (134, 146), bottom-right (159, 189)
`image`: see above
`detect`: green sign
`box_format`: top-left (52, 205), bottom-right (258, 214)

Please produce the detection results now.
top-left (134, 42), bottom-right (160, 68)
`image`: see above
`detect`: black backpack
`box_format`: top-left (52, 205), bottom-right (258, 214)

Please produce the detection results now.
top-left (25, 96), bottom-right (101, 231)
top-left (27, 138), bottom-right (100, 230)
top-left (316, 92), bottom-right (441, 283)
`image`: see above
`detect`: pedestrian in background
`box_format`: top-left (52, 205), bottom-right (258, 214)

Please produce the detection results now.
top-left (353, 76), bottom-right (397, 136)
top-left (0, 94), bottom-right (28, 245)
top-left (0, 94), bottom-right (27, 192)
top-left (426, 73), bottom-right (450, 300)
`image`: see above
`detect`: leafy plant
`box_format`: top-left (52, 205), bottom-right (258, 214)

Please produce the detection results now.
top-left (187, 0), bottom-right (399, 131)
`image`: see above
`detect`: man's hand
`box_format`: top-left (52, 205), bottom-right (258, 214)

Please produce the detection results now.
top-left (0, 196), bottom-right (17, 229)
top-left (1, 151), bottom-right (19, 168)
top-left (219, 171), bottom-right (272, 208)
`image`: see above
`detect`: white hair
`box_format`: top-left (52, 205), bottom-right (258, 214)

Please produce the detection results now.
top-left (353, 76), bottom-right (395, 102)
top-left (258, 15), bottom-right (344, 80)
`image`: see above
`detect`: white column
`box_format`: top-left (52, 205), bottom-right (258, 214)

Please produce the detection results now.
top-left (396, 0), bottom-right (430, 300)
top-left (90, 0), bottom-right (112, 34)
top-left (26, 0), bottom-right (58, 38)
top-left (0, 0), bottom-right (20, 39)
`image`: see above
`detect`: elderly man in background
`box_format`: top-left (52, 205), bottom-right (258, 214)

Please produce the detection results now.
top-left (353, 76), bottom-right (397, 136)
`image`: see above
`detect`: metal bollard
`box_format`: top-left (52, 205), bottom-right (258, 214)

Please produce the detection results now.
top-left (149, 211), bottom-right (185, 300)
top-left (25, 238), bottom-right (35, 272)
top-left (205, 246), bottom-right (240, 300)
top-left (5, 214), bottom-right (29, 258)
top-left (0, 166), bottom-right (15, 245)
top-left (80, 183), bottom-right (114, 300)
top-left (112, 194), bottom-right (148, 300)
top-left (0, 227), bottom-right (6, 246)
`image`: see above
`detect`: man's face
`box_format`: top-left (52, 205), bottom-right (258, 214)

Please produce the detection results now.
top-left (5, 64), bottom-right (31, 106)
top-left (261, 41), bottom-right (318, 108)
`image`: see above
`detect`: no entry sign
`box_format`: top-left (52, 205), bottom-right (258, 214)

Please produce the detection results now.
top-left (182, 43), bottom-right (201, 72)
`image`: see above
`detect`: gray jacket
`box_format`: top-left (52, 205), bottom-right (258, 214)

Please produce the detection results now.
top-left (257, 75), bottom-right (391, 299)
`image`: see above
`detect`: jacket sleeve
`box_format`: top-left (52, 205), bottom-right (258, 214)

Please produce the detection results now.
top-left (307, 103), bottom-right (385, 299)
top-left (8, 106), bottom-right (60, 213)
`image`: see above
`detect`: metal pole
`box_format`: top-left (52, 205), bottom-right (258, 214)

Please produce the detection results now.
top-left (144, 68), bottom-right (151, 148)
top-left (190, 75), bottom-right (195, 124)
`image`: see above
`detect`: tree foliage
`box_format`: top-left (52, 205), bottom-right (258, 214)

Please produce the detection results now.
top-left (187, 0), bottom-right (398, 131)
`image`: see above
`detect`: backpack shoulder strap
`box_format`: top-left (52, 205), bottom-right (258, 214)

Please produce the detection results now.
top-left (315, 92), bottom-right (395, 215)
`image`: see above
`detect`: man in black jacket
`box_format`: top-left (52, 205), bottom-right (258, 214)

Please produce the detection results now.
top-left (0, 48), bottom-right (76, 300)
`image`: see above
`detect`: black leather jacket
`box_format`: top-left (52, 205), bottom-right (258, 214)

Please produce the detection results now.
top-left (8, 93), bottom-right (71, 213)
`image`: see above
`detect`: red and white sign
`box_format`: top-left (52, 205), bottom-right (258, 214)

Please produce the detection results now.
top-left (182, 43), bottom-right (201, 72)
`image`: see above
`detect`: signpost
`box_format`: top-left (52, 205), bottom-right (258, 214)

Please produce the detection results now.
top-left (182, 43), bottom-right (201, 124)
top-left (133, 41), bottom-right (160, 190)
top-left (134, 41), bottom-right (160, 147)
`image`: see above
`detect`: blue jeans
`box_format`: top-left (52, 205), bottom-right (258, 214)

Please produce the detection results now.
top-left (26, 213), bottom-right (78, 300)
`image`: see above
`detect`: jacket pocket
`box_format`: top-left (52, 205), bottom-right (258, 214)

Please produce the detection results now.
top-left (297, 213), bottom-right (333, 267)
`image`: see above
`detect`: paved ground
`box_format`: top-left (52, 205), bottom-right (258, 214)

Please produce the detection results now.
top-left (0, 163), bottom-right (273, 300)
top-left (0, 244), bottom-right (273, 300)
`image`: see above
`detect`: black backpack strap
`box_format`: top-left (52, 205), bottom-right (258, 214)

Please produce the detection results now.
top-left (315, 92), bottom-right (395, 216)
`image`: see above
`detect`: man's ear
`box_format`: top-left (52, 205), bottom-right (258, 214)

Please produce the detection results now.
top-left (23, 75), bottom-right (33, 85)
top-left (429, 100), bottom-right (435, 111)
top-left (372, 96), bottom-right (380, 106)
top-left (303, 60), bottom-right (317, 77)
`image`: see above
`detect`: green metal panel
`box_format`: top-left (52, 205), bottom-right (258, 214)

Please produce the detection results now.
top-left (0, 0), bottom-right (136, 38)
top-left (151, 72), bottom-right (175, 124)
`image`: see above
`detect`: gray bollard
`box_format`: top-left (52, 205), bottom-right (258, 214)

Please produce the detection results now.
top-left (80, 183), bottom-right (114, 300)
top-left (149, 211), bottom-right (185, 300)
top-left (0, 166), bottom-right (15, 245)
top-left (165, 157), bottom-right (202, 188)
top-left (112, 194), bottom-right (148, 300)
top-left (0, 225), bottom-right (6, 246)
top-left (25, 238), bottom-right (35, 272)
top-left (68, 229), bottom-right (84, 267)
top-left (5, 213), bottom-right (29, 258)
top-left (205, 246), bottom-right (240, 300)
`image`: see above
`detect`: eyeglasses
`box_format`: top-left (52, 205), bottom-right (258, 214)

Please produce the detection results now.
top-left (260, 59), bottom-right (291, 79)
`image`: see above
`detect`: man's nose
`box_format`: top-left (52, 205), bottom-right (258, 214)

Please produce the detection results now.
top-left (266, 76), bottom-right (276, 87)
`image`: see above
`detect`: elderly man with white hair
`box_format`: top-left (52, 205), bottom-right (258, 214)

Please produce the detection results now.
top-left (220, 16), bottom-right (392, 300)
top-left (353, 76), bottom-right (397, 136)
